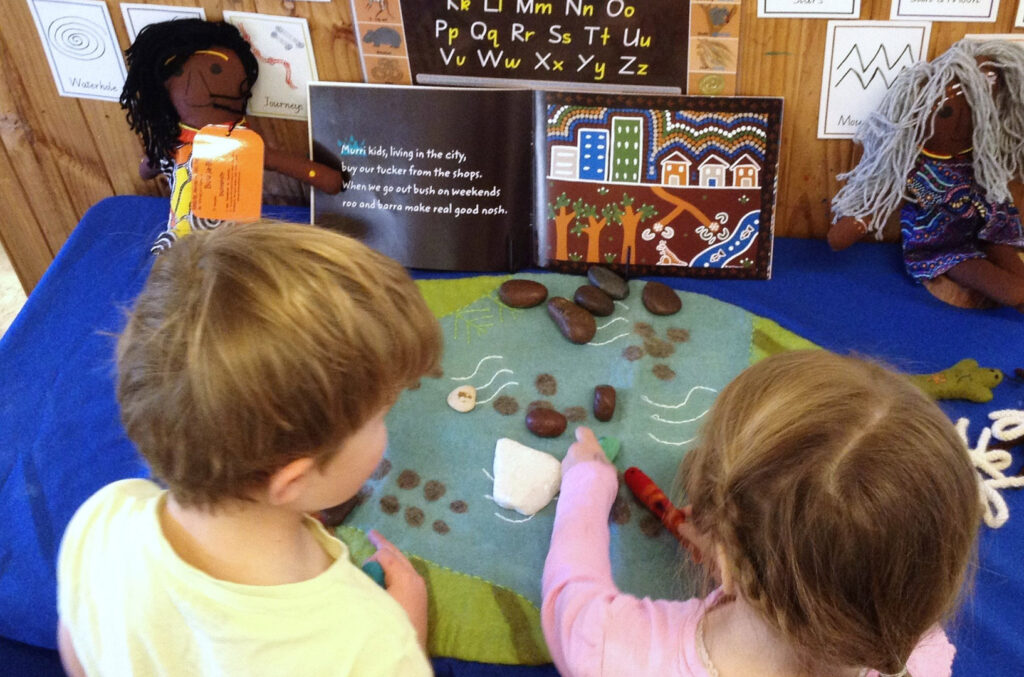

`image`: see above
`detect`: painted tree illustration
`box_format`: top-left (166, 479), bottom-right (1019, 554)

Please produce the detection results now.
top-left (546, 192), bottom-right (580, 260)
top-left (572, 202), bottom-right (617, 262)
top-left (613, 194), bottom-right (657, 264)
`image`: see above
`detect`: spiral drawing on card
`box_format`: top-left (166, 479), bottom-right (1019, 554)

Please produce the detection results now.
top-left (47, 17), bottom-right (106, 60)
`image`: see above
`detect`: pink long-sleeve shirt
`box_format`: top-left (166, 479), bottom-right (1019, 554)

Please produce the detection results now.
top-left (541, 461), bottom-right (956, 677)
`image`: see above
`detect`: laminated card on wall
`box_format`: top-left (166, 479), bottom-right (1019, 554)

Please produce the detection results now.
top-left (309, 83), bottom-right (782, 279)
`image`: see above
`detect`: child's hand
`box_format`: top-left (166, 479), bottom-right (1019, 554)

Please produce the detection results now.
top-left (562, 426), bottom-right (612, 475)
top-left (367, 529), bottom-right (428, 651)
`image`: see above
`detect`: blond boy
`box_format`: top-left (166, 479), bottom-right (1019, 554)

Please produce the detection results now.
top-left (57, 221), bottom-right (442, 676)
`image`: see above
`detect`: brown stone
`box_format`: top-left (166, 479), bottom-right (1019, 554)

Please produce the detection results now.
top-left (573, 285), bottom-right (615, 316)
top-left (641, 281), bottom-right (682, 315)
top-left (432, 520), bottom-right (451, 535)
top-left (587, 266), bottom-right (629, 300)
top-left (450, 500), bottom-right (469, 513)
top-left (546, 297), bottom-right (597, 344)
top-left (498, 279), bottom-right (548, 308)
top-left (593, 385), bottom-right (616, 422)
top-left (525, 407), bottom-right (568, 437)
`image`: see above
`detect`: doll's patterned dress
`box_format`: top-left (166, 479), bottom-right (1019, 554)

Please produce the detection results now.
top-left (899, 149), bottom-right (1024, 281)
top-left (150, 125), bottom-right (227, 254)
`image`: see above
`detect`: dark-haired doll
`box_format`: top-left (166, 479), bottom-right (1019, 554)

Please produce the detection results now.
top-left (120, 19), bottom-right (347, 253)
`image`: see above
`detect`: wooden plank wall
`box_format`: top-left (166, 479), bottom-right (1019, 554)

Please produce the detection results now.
top-left (1, 0), bottom-right (1020, 292)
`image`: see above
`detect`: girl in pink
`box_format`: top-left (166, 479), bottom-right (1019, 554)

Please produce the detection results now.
top-left (542, 350), bottom-right (981, 677)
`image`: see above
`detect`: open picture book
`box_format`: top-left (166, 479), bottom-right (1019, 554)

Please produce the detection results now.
top-left (309, 83), bottom-right (782, 278)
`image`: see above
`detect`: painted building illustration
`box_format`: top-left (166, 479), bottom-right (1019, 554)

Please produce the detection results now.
top-left (578, 129), bottom-right (608, 180)
top-left (546, 108), bottom-right (767, 189)
top-left (660, 151), bottom-right (691, 186)
top-left (698, 155), bottom-right (728, 187)
top-left (730, 153), bottom-right (760, 187)
top-left (610, 117), bottom-right (643, 183)
top-left (550, 146), bottom-right (578, 180)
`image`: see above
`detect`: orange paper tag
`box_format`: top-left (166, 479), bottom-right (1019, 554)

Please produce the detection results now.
top-left (190, 125), bottom-right (264, 221)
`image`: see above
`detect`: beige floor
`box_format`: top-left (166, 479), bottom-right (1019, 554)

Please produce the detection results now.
top-left (0, 244), bottom-right (28, 339)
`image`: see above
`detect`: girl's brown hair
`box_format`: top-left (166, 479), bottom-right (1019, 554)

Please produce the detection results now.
top-left (116, 221), bottom-right (442, 508)
top-left (679, 350), bottom-right (981, 674)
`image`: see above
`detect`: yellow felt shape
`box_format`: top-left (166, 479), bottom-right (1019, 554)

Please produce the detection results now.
top-left (909, 359), bottom-right (1004, 402)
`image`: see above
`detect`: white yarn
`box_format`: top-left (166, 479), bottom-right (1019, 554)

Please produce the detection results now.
top-left (958, 409), bottom-right (1024, 528)
top-left (990, 408), bottom-right (1024, 443)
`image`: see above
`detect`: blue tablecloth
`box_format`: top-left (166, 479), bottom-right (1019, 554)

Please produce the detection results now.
top-left (1, 196), bottom-right (1021, 675)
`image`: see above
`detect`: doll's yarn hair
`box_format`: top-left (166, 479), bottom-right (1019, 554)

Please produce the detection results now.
top-left (677, 350), bottom-right (981, 675)
top-left (120, 19), bottom-right (259, 167)
top-left (831, 39), bottom-right (1024, 236)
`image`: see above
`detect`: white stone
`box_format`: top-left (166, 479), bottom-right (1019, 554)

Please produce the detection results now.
top-left (446, 385), bottom-right (477, 413)
top-left (492, 438), bottom-right (562, 516)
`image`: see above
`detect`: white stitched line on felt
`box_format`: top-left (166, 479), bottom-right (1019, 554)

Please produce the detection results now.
top-left (614, 301), bottom-right (630, 310)
top-left (652, 409), bottom-right (710, 425)
top-left (643, 386), bottom-right (718, 410)
top-left (473, 369), bottom-right (513, 391)
top-left (481, 468), bottom-right (494, 482)
top-left (596, 317), bottom-right (627, 330)
top-left (451, 355), bottom-right (502, 381)
top-left (647, 432), bottom-right (697, 447)
top-left (477, 381), bottom-right (519, 404)
top-left (494, 512), bottom-right (535, 524)
top-left (588, 332), bottom-right (631, 346)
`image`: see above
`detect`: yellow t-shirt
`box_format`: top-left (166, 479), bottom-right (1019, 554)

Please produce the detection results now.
top-left (57, 479), bottom-right (431, 676)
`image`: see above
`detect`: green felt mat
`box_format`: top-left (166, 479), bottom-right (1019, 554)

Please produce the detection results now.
top-left (336, 274), bottom-right (817, 664)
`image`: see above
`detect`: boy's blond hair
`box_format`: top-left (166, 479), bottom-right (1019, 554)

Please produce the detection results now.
top-left (117, 221), bottom-right (442, 508)
top-left (679, 350), bottom-right (981, 675)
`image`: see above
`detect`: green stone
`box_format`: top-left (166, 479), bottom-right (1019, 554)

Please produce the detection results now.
top-left (598, 436), bottom-right (621, 464)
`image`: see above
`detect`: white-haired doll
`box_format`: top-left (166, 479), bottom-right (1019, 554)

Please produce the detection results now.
top-left (830, 39), bottom-right (1024, 310)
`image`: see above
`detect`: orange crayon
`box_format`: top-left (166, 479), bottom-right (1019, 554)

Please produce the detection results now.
top-left (624, 466), bottom-right (691, 549)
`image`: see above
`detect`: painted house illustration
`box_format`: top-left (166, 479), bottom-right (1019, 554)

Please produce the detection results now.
top-left (730, 153), bottom-right (760, 187)
top-left (578, 129), bottom-right (609, 180)
top-left (659, 151), bottom-right (691, 186)
top-left (610, 116), bottom-right (644, 183)
top-left (698, 154), bottom-right (728, 187)
top-left (550, 146), bottom-right (578, 180)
